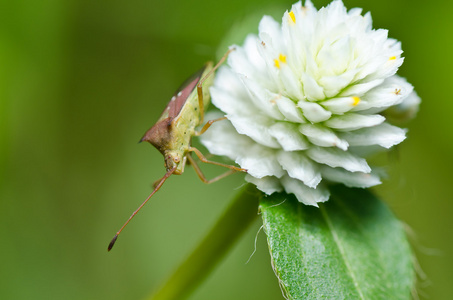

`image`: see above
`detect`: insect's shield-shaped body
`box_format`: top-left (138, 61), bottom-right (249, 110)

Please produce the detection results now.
top-left (141, 62), bottom-right (214, 175)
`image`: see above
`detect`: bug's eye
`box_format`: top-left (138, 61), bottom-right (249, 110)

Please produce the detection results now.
top-left (173, 156), bottom-right (180, 163)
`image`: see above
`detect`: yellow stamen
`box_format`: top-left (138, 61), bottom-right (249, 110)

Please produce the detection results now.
top-left (289, 11), bottom-right (296, 23)
top-left (352, 96), bottom-right (360, 106)
top-left (274, 54), bottom-right (287, 69)
top-left (394, 88), bottom-right (401, 95)
top-left (389, 56), bottom-right (397, 60)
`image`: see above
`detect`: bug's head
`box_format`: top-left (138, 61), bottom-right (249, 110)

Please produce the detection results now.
top-left (164, 150), bottom-right (186, 175)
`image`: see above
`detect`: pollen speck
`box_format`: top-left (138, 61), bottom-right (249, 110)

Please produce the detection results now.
top-left (289, 11), bottom-right (296, 23)
top-left (279, 54), bottom-right (287, 63)
top-left (274, 54), bottom-right (287, 68)
top-left (352, 96), bottom-right (360, 106)
top-left (394, 88), bottom-right (402, 95)
top-left (389, 56), bottom-right (396, 60)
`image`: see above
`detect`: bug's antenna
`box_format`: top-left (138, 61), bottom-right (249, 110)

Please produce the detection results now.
top-left (108, 166), bottom-right (177, 251)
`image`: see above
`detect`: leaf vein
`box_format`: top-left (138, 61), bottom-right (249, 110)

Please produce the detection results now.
top-left (320, 204), bottom-right (365, 300)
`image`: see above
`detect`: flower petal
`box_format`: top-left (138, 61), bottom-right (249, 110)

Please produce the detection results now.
top-left (268, 122), bottom-right (310, 151)
top-left (275, 96), bottom-right (306, 123)
top-left (306, 146), bottom-right (371, 173)
top-left (242, 34), bottom-right (267, 72)
top-left (281, 175), bottom-right (330, 207)
top-left (338, 122), bottom-right (406, 148)
top-left (210, 74), bottom-right (256, 116)
top-left (384, 91), bottom-right (421, 122)
top-left (340, 79), bottom-right (384, 97)
top-left (324, 113), bottom-right (385, 131)
top-left (319, 70), bottom-right (358, 98)
top-left (298, 100), bottom-right (332, 123)
top-left (228, 114), bottom-right (280, 148)
top-left (279, 61), bottom-right (305, 99)
top-left (320, 166), bottom-right (381, 188)
top-left (299, 124), bottom-right (349, 150)
top-left (352, 75), bottom-right (414, 112)
top-left (277, 150), bottom-right (321, 188)
top-left (240, 75), bottom-right (285, 120)
top-left (245, 174), bottom-right (283, 195)
top-left (302, 72), bottom-right (325, 100)
top-left (321, 96), bottom-right (360, 114)
top-left (259, 15), bottom-right (284, 52)
top-left (228, 40), bottom-right (260, 79)
top-left (236, 145), bottom-right (285, 178)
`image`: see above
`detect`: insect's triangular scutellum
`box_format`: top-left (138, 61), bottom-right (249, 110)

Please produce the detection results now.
top-left (107, 48), bottom-right (240, 251)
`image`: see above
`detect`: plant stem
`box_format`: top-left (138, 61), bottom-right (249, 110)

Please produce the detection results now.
top-left (147, 184), bottom-right (261, 300)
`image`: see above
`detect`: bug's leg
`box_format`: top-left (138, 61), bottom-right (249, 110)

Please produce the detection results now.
top-left (194, 116), bottom-right (227, 136)
top-left (197, 48), bottom-right (235, 124)
top-left (188, 147), bottom-right (246, 172)
top-left (187, 153), bottom-right (236, 184)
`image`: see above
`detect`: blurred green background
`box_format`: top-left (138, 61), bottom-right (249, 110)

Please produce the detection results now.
top-left (0, 0), bottom-right (451, 299)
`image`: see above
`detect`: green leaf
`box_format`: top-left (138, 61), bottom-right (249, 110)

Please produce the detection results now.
top-left (260, 185), bottom-right (414, 300)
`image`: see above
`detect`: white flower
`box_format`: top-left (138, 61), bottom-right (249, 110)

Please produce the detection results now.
top-left (200, 0), bottom-right (420, 206)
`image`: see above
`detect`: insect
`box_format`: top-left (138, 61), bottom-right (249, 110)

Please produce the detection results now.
top-left (108, 49), bottom-right (245, 251)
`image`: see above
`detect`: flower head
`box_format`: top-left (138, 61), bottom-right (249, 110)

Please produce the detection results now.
top-left (201, 0), bottom-right (420, 206)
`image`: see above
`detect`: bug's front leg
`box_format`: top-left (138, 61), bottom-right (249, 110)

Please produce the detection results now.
top-left (194, 117), bottom-right (227, 136)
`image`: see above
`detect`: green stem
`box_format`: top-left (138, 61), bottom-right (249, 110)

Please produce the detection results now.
top-left (147, 184), bottom-right (261, 300)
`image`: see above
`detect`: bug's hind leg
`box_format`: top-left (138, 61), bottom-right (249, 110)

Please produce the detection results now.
top-left (187, 153), bottom-right (236, 184)
top-left (197, 48), bottom-right (235, 124)
top-left (188, 147), bottom-right (246, 173)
